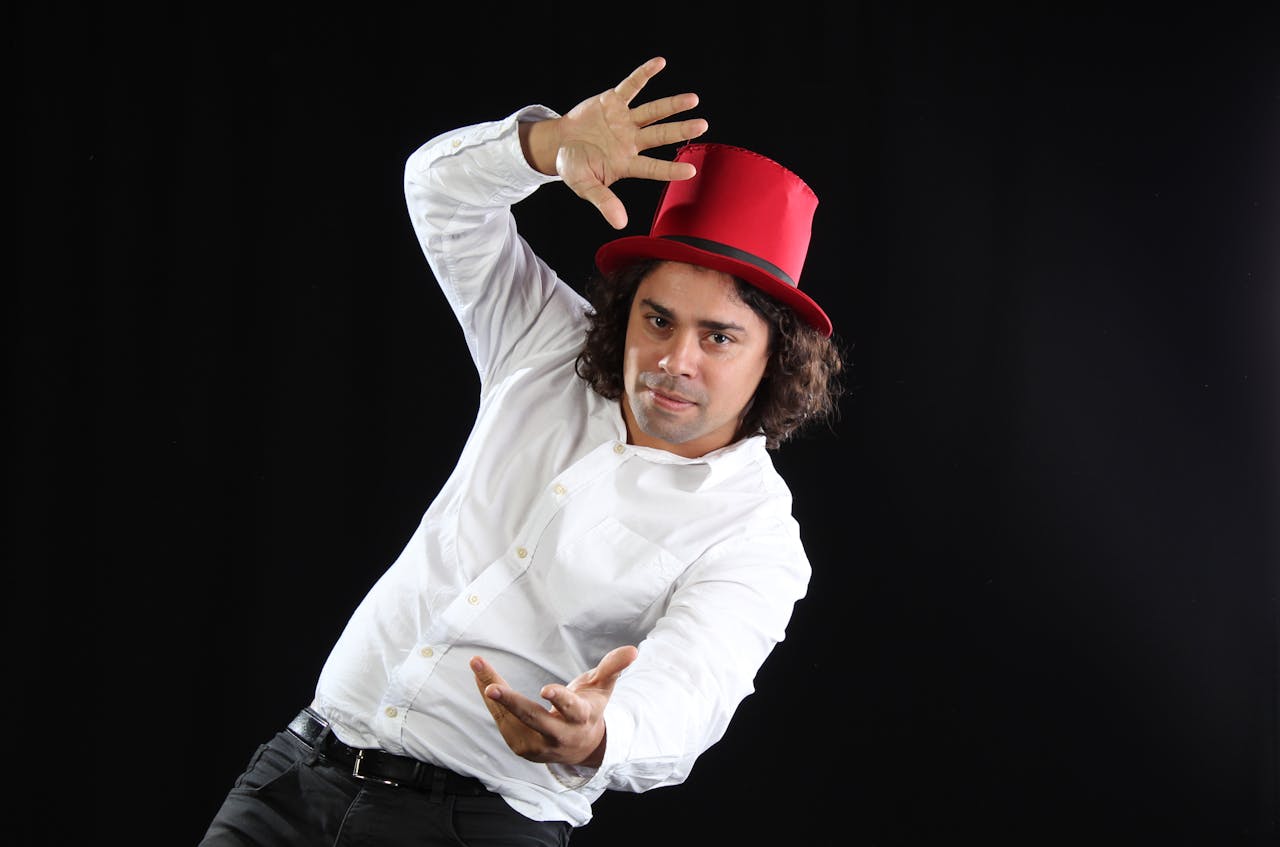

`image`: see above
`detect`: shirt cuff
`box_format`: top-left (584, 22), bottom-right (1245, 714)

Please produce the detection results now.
top-left (492, 105), bottom-right (562, 196)
top-left (545, 700), bottom-right (636, 790)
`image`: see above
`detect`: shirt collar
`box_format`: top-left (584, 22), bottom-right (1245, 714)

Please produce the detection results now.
top-left (624, 433), bottom-right (768, 491)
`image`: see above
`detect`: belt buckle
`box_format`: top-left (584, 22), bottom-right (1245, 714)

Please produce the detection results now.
top-left (351, 750), bottom-right (399, 787)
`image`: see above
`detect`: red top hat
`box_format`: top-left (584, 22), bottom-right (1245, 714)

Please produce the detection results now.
top-left (595, 142), bottom-right (831, 337)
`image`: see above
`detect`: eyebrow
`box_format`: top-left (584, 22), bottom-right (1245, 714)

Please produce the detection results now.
top-left (639, 298), bottom-right (749, 334)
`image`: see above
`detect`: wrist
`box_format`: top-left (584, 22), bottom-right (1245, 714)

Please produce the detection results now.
top-left (579, 725), bottom-right (607, 768)
top-left (518, 119), bottom-right (560, 177)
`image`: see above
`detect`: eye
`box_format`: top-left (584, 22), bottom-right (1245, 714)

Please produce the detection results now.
top-left (647, 315), bottom-right (670, 330)
top-left (708, 332), bottom-right (733, 345)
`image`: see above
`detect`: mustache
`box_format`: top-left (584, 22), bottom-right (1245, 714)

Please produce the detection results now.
top-left (639, 373), bottom-right (705, 405)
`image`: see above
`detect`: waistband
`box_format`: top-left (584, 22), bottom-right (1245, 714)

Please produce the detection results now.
top-left (287, 708), bottom-right (492, 798)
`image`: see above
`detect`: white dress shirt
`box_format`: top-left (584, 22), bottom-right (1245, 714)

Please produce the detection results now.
top-left (310, 106), bottom-right (812, 826)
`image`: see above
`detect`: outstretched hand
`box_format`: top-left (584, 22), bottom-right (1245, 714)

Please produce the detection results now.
top-left (520, 56), bottom-right (708, 230)
top-left (470, 645), bottom-right (639, 768)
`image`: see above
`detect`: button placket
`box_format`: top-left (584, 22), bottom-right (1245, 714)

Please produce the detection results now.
top-left (436, 440), bottom-right (628, 647)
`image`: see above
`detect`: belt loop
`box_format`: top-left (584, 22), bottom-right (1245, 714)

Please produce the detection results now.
top-left (310, 712), bottom-right (331, 766)
top-left (304, 710), bottom-right (328, 740)
top-left (429, 767), bottom-right (447, 803)
top-left (295, 711), bottom-right (325, 767)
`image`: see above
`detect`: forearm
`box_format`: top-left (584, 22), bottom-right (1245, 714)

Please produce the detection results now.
top-left (402, 107), bottom-right (566, 372)
top-left (573, 539), bottom-right (811, 793)
top-left (404, 107), bottom-right (559, 245)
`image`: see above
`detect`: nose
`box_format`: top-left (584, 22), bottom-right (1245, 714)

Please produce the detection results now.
top-left (658, 332), bottom-right (699, 378)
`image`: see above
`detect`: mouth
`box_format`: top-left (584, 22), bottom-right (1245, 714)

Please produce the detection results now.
top-left (647, 387), bottom-right (697, 411)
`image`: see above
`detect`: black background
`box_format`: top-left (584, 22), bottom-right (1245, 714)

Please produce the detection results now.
top-left (13, 3), bottom-right (1280, 845)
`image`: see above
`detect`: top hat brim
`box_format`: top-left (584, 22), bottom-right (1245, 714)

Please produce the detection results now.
top-left (595, 236), bottom-right (833, 338)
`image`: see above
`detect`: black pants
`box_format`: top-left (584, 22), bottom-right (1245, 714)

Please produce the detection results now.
top-left (199, 727), bottom-right (572, 847)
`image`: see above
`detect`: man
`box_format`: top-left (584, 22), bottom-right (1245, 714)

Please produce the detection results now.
top-left (201, 56), bottom-right (843, 846)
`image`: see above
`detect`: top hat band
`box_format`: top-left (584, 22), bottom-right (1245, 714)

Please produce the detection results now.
top-left (660, 235), bottom-right (797, 290)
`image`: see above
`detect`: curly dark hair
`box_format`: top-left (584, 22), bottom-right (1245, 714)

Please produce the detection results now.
top-left (574, 260), bottom-right (845, 449)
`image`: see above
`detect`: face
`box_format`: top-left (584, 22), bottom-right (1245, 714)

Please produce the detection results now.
top-left (620, 262), bottom-right (772, 458)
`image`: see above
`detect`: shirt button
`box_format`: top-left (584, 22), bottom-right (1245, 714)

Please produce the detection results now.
top-left (384, 706), bottom-right (398, 718)
top-left (613, 442), bottom-right (625, 454)
top-left (516, 547), bottom-right (528, 559)
top-left (468, 594), bottom-right (480, 605)
top-left (451, 138), bottom-right (461, 148)
top-left (420, 646), bottom-right (434, 658)
top-left (552, 483), bottom-right (566, 496)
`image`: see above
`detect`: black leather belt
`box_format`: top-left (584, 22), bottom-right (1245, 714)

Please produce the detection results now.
top-left (288, 708), bottom-right (491, 796)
